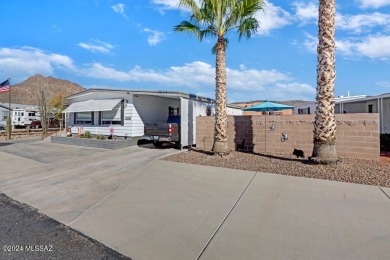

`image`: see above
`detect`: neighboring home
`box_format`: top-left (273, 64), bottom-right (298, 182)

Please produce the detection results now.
top-left (294, 94), bottom-right (367, 115)
top-left (0, 104), bottom-right (11, 126)
top-left (335, 93), bottom-right (390, 134)
top-left (63, 89), bottom-right (243, 147)
top-left (294, 92), bottom-right (390, 134)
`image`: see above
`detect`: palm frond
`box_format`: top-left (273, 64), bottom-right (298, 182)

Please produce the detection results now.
top-left (178, 0), bottom-right (202, 20)
top-left (224, 0), bottom-right (264, 34)
top-left (174, 21), bottom-right (203, 40)
top-left (238, 17), bottom-right (259, 40)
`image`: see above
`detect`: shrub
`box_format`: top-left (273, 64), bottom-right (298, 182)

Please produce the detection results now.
top-left (96, 134), bottom-right (106, 140)
top-left (81, 131), bottom-right (92, 138)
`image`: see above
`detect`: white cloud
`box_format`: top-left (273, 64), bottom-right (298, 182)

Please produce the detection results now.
top-left (150, 0), bottom-right (179, 10)
top-left (304, 33), bottom-right (390, 60)
top-left (143, 28), bottom-right (165, 46)
top-left (336, 12), bottom-right (390, 33)
top-left (293, 1), bottom-right (318, 25)
top-left (303, 33), bottom-right (317, 52)
top-left (81, 61), bottom-right (315, 100)
top-left (256, 1), bottom-right (293, 35)
top-left (265, 82), bottom-right (316, 100)
top-left (0, 45), bottom-right (315, 100)
top-left (354, 35), bottom-right (390, 59)
top-left (227, 67), bottom-right (290, 90)
top-left (357, 0), bottom-right (390, 9)
top-left (0, 47), bottom-right (76, 80)
top-left (293, 2), bottom-right (390, 33)
top-left (78, 40), bottom-right (114, 54)
top-left (376, 81), bottom-right (390, 87)
top-left (112, 3), bottom-right (128, 19)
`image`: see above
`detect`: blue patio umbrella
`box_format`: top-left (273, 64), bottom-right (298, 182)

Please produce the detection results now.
top-left (243, 101), bottom-right (294, 153)
top-left (243, 101), bottom-right (294, 112)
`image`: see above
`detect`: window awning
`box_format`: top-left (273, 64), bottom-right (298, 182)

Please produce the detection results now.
top-left (63, 99), bottom-right (122, 113)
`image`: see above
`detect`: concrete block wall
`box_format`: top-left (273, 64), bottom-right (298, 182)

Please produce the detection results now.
top-left (196, 113), bottom-right (380, 161)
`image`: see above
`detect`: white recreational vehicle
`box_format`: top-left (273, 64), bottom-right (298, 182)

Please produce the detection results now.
top-left (12, 108), bottom-right (40, 128)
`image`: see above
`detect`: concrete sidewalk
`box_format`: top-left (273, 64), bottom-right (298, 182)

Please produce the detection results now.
top-left (70, 160), bottom-right (390, 260)
top-left (1, 140), bottom-right (390, 259)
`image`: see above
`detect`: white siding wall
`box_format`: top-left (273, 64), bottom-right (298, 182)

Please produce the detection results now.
top-left (65, 92), bottom-right (142, 137)
top-left (124, 104), bottom-right (144, 136)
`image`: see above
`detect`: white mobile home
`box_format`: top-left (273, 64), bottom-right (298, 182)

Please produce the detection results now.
top-left (63, 89), bottom-right (243, 146)
top-left (293, 93), bottom-right (390, 134)
top-left (335, 93), bottom-right (390, 134)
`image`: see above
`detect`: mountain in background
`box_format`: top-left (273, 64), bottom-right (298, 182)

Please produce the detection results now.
top-left (0, 74), bottom-right (85, 106)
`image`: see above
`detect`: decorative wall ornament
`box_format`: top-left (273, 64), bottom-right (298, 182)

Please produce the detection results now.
top-left (281, 132), bottom-right (288, 142)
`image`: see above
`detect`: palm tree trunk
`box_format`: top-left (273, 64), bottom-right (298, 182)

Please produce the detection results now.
top-left (212, 35), bottom-right (229, 154)
top-left (310, 0), bottom-right (338, 164)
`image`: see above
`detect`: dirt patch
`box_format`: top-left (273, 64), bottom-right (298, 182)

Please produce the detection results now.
top-left (163, 150), bottom-right (390, 188)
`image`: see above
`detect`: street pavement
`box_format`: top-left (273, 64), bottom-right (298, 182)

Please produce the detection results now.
top-left (1, 139), bottom-right (390, 260)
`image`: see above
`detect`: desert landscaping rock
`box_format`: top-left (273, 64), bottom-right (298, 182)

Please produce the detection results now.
top-left (164, 150), bottom-right (390, 188)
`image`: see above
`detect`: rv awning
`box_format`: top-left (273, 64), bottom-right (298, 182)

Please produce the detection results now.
top-left (62, 99), bottom-right (122, 113)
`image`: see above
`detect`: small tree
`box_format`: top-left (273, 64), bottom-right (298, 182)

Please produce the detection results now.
top-left (50, 92), bottom-right (65, 130)
top-left (35, 77), bottom-right (49, 139)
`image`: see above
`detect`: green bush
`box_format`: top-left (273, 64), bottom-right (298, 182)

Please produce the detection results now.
top-left (80, 131), bottom-right (92, 138)
top-left (96, 134), bottom-right (106, 140)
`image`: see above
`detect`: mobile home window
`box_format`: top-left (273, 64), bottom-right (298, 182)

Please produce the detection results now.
top-left (76, 112), bottom-right (92, 124)
top-left (368, 104), bottom-right (373, 113)
top-left (101, 106), bottom-right (121, 125)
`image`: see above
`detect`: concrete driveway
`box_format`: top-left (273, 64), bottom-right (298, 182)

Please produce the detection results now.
top-left (1, 139), bottom-right (390, 260)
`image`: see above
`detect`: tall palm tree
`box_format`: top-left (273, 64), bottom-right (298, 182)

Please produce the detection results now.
top-left (310, 0), bottom-right (338, 164)
top-left (174, 0), bottom-right (264, 154)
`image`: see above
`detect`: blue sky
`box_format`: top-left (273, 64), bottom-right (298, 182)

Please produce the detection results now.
top-left (0, 0), bottom-right (389, 102)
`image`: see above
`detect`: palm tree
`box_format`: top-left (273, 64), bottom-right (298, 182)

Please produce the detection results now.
top-left (174, 0), bottom-right (264, 154)
top-left (310, 0), bottom-right (338, 164)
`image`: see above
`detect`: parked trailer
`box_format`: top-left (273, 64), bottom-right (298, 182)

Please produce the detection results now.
top-left (12, 108), bottom-right (40, 128)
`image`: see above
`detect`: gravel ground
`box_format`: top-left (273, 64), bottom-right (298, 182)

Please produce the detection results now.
top-left (0, 193), bottom-right (131, 260)
top-left (163, 150), bottom-right (390, 188)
